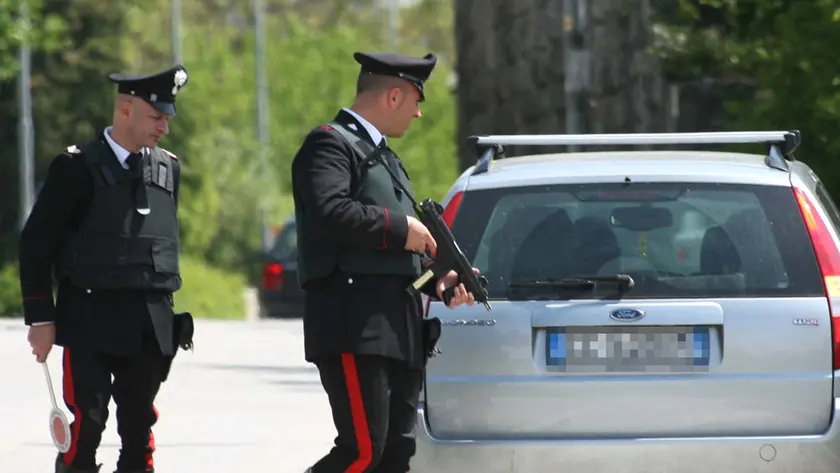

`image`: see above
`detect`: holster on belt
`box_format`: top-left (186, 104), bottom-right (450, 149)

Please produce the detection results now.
top-left (423, 317), bottom-right (442, 363)
top-left (172, 311), bottom-right (195, 351)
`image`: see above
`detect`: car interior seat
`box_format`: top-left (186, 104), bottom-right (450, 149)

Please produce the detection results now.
top-left (510, 208), bottom-right (576, 282)
top-left (699, 225), bottom-right (741, 275)
top-left (571, 216), bottom-right (622, 275)
top-left (721, 208), bottom-right (785, 288)
top-left (486, 206), bottom-right (559, 288)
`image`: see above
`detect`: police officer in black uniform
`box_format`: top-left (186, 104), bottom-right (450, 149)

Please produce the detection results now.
top-left (20, 65), bottom-right (193, 473)
top-left (292, 52), bottom-right (476, 473)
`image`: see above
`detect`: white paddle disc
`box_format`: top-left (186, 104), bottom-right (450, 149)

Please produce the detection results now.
top-left (49, 409), bottom-right (72, 453)
top-left (43, 363), bottom-right (72, 453)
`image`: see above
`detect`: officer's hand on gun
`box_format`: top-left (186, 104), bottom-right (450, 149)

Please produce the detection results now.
top-left (405, 215), bottom-right (437, 255)
top-left (435, 271), bottom-right (476, 309)
top-left (405, 215), bottom-right (478, 309)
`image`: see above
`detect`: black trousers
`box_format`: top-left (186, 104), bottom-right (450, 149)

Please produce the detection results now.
top-left (57, 347), bottom-right (170, 472)
top-left (311, 354), bottom-right (423, 473)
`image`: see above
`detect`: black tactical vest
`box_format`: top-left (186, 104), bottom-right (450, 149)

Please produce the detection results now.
top-left (296, 122), bottom-right (421, 286)
top-left (55, 139), bottom-right (182, 292)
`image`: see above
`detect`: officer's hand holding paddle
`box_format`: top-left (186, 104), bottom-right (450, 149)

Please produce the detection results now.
top-left (28, 323), bottom-right (55, 363)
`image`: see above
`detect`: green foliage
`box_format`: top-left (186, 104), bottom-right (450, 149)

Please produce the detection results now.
top-left (121, 5), bottom-right (458, 276)
top-left (654, 0), bottom-right (840, 194)
top-left (0, 0), bottom-right (66, 250)
top-left (31, 0), bottom-right (133, 160)
top-left (400, 0), bottom-right (455, 60)
top-left (0, 257), bottom-right (246, 319)
top-left (1, 0), bottom-right (459, 295)
top-left (0, 263), bottom-right (22, 317)
top-left (0, 0), bottom-right (132, 262)
top-left (174, 256), bottom-right (246, 320)
top-left (0, 0), bottom-right (65, 80)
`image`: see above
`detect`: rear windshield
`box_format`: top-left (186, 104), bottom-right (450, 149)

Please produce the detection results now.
top-left (269, 223), bottom-right (298, 260)
top-left (452, 182), bottom-right (824, 299)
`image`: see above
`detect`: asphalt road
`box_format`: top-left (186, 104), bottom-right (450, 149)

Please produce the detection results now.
top-left (0, 318), bottom-right (334, 473)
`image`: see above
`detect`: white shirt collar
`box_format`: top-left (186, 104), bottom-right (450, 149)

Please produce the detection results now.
top-left (342, 108), bottom-right (386, 146)
top-left (103, 126), bottom-right (147, 169)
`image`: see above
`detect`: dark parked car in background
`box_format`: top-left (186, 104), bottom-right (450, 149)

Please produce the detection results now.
top-left (258, 217), bottom-right (304, 318)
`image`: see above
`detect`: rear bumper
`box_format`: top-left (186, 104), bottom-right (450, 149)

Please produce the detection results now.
top-left (412, 399), bottom-right (840, 473)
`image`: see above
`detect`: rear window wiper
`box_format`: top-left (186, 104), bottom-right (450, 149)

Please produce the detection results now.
top-left (508, 274), bottom-right (635, 291)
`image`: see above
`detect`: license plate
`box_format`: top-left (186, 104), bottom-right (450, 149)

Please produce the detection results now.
top-left (546, 326), bottom-right (711, 372)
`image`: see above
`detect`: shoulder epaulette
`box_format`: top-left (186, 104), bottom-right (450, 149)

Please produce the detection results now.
top-left (317, 124), bottom-right (334, 131)
top-left (159, 147), bottom-right (179, 161)
top-left (65, 145), bottom-right (82, 155)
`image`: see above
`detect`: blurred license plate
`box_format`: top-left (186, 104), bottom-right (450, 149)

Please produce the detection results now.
top-left (546, 326), bottom-right (710, 372)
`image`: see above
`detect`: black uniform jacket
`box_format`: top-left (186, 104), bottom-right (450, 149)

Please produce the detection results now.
top-left (18, 134), bottom-right (180, 356)
top-left (291, 110), bottom-right (440, 368)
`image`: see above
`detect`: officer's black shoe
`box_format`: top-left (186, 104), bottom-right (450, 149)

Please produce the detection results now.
top-left (54, 455), bottom-right (102, 473)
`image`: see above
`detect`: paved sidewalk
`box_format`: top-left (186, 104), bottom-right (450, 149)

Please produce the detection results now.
top-left (0, 318), bottom-right (334, 473)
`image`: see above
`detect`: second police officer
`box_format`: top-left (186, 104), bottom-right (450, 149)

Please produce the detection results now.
top-left (291, 51), bottom-right (477, 473)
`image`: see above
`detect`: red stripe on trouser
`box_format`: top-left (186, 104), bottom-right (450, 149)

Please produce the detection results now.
top-left (341, 353), bottom-right (373, 473)
top-left (146, 406), bottom-right (159, 469)
top-left (61, 348), bottom-right (83, 465)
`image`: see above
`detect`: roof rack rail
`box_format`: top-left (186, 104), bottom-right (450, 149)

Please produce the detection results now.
top-left (467, 130), bottom-right (801, 175)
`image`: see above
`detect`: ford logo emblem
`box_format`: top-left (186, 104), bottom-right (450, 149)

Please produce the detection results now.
top-left (609, 308), bottom-right (645, 322)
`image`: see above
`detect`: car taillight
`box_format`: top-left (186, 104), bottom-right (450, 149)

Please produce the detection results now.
top-left (261, 263), bottom-right (284, 291)
top-left (442, 191), bottom-right (464, 228)
top-left (794, 188), bottom-right (840, 369)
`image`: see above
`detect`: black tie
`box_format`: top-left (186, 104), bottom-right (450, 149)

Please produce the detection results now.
top-left (126, 152), bottom-right (143, 174)
top-left (127, 151), bottom-right (150, 214)
top-left (378, 141), bottom-right (404, 197)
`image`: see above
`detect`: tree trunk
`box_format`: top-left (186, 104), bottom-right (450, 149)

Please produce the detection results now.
top-left (588, 0), bottom-right (666, 138)
top-left (454, 0), bottom-right (567, 168)
top-left (453, 0), bottom-right (671, 167)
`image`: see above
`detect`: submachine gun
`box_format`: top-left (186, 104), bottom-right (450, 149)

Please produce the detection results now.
top-left (401, 195), bottom-right (491, 311)
top-left (327, 122), bottom-right (491, 311)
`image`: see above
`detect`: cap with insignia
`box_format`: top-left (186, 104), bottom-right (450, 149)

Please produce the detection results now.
top-left (353, 52), bottom-right (437, 101)
top-left (108, 65), bottom-right (189, 116)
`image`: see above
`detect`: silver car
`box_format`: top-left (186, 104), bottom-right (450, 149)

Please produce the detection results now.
top-left (412, 131), bottom-right (840, 473)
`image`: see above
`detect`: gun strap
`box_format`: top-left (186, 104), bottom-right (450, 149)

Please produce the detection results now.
top-left (326, 121), bottom-right (414, 202)
top-left (328, 121), bottom-right (378, 159)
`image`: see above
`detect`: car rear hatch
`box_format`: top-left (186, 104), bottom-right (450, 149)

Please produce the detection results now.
top-left (424, 180), bottom-right (838, 439)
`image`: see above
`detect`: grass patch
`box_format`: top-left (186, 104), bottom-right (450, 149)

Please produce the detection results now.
top-left (0, 257), bottom-right (245, 320)
top-left (0, 263), bottom-right (22, 317)
top-left (174, 256), bottom-right (247, 320)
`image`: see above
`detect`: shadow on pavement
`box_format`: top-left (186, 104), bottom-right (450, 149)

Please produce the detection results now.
top-left (24, 441), bottom-right (257, 448)
top-left (268, 379), bottom-right (321, 386)
top-left (193, 363), bottom-right (317, 374)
